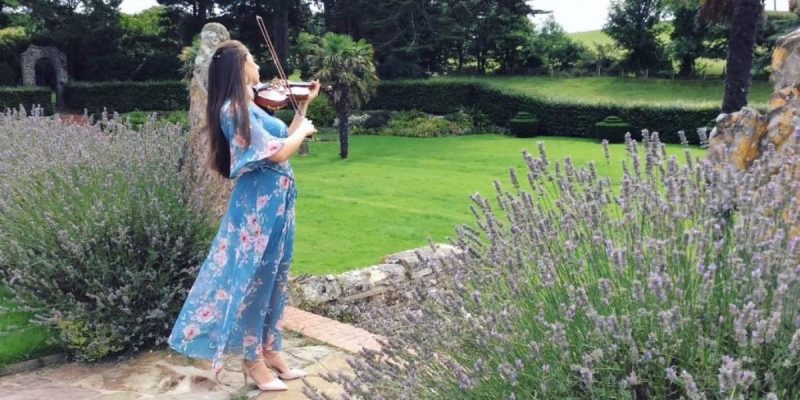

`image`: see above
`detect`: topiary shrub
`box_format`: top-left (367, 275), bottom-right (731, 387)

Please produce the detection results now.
top-left (508, 111), bottom-right (540, 138)
top-left (0, 107), bottom-right (214, 362)
top-left (595, 115), bottom-right (631, 143)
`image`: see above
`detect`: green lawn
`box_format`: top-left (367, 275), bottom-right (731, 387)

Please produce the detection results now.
top-left (434, 75), bottom-right (771, 107)
top-left (290, 134), bottom-right (705, 275)
top-left (0, 287), bottom-right (61, 368)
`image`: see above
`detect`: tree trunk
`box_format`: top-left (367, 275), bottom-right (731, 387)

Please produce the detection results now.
top-left (678, 54), bottom-right (695, 78)
top-left (721, 0), bottom-right (762, 114)
top-left (338, 107), bottom-right (349, 159)
top-left (323, 0), bottom-right (337, 33)
top-left (274, 0), bottom-right (290, 70)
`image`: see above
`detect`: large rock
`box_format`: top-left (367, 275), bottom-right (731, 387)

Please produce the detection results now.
top-left (183, 23), bottom-right (232, 219)
top-left (708, 27), bottom-right (800, 172)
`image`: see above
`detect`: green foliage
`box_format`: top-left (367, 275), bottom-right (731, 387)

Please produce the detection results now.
top-left (119, 110), bottom-right (188, 130)
top-left (55, 316), bottom-right (125, 362)
top-left (508, 111), bottom-right (540, 138)
top-left (603, 0), bottom-right (671, 72)
top-left (179, 35), bottom-right (201, 83)
top-left (359, 110), bottom-right (473, 138)
top-left (307, 94), bottom-right (336, 127)
top-left (274, 109), bottom-right (295, 126)
top-left (361, 110), bottom-right (392, 129)
top-left (63, 81), bottom-right (188, 114)
top-left (594, 115), bottom-right (632, 142)
top-left (0, 26), bottom-right (30, 86)
top-left (367, 80), bottom-right (728, 144)
top-left (528, 16), bottom-right (590, 71)
top-left (0, 87), bottom-right (53, 114)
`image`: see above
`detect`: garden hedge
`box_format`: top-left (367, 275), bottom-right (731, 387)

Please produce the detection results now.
top-left (64, 81), bottom-right (188, 114)
top-left (366, 80), bottom-right (741, 144)
top-left (0, 86), bottom-right (53, 114)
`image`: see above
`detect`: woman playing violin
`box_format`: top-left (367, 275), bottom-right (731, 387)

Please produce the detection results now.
top-left (167, 39), bottom-right (320, 393)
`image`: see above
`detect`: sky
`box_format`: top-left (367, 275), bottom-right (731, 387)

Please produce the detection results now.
top-left (119, 0), bottom-right (793, 33)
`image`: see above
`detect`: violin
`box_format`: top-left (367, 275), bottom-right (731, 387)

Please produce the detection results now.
top-left (253, 80), bottom-right (330, 111)
top-left (253, 16), bottom-right (329, 116)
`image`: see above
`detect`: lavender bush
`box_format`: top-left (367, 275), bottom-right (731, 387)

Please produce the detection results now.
top-left (309, 131), bottom-right (800, 399)
top-left (0, 106), bottom-right (213, 361)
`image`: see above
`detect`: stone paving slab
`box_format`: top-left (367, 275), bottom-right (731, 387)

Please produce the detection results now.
top-left (0, 333), bottom-right (351, 400)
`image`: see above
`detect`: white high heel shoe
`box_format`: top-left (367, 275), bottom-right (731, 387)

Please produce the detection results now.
top-left (242, 358), bottom-right (288, 391)
top-left (264, 352), bottom-right (307, 380)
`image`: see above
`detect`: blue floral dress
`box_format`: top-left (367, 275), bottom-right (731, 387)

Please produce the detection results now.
top-left (168, 99), bottom-right (297, 376)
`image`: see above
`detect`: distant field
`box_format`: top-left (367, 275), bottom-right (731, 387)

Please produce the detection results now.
top-left (567, 29), bottom-right (726, 78)
top-left (568, 30), bottom-right (615, 47)
top-left (435, 75), bottom-right (772, 107)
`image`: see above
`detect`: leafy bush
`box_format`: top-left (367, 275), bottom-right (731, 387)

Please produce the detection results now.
top-left (0, 87), bottom-right (53, 114)
top-left (274, 109), bottom-right (295, 126)
top-left (361, 110), bottom-right (392, 129)
top-left (0, 107), bottom-right (214, 362)
top-left (381, 114), bottom-right (472, 138)
top-left (307, 94), bottom-right (336, 127)
top-left (595, 115), bottom-right (631, 143)
top-left (508, 111), bottom-right (540, 137)
top-left (366, 80), bottom-right (731, 144)
top-left (63, 81), bottom-right (187, 114)
top-left (312, 132), bottom-right (800, 399)
top-left (120, 110), bottom-right (189, 130)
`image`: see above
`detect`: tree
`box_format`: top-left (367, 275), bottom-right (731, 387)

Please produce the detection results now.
top-left (665, 0), bottom-right (707, 77)
top-left (604, 0), bottom-right (670, 72)
top-left (700, 0), bottom-right (764, 113)
top-left (21, 0), bottom-right (125, 80)
top-left (529, 16), bottom-right (588, 72)
top-left (309, 33), bottom-right (377, 159)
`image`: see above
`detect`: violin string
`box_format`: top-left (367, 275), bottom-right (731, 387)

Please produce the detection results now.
top-left (255, 16), bottom-right (302, 116)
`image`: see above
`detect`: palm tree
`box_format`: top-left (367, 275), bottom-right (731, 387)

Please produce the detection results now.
top-left (700, 0), bottom-right (764, 113)
top-left (310, 33), bottom-right (378, 159)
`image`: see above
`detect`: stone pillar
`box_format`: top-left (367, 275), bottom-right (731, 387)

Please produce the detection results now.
top-left (183, 23), bottom-right (233, 220)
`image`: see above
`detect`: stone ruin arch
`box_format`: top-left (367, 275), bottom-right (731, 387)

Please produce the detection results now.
top-left (21, 45), bottom-right (68, 108)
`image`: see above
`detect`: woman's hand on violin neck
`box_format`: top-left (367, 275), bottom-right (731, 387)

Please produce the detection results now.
top-left (307, 80), bottom-right (321, 102)
top-left (289, 116), bottom-right (316, 138)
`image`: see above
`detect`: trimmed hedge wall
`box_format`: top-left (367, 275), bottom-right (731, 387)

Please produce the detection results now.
top-left (64, 81), bottom-right (188, 114)
top-left (0, 86), bottom-right (53, 115)
top-left (366, 80), bottom-right (735, 144)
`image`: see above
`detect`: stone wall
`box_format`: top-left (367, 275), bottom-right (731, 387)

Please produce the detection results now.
top-left (288, 244), bottom-right (462, 315)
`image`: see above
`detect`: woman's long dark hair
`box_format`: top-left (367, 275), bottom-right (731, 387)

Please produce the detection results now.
top-left (206, 40), bottom-right (252, 178)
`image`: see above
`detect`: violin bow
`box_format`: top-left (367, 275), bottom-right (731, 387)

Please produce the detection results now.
top-left (255, 15), bottom-right (303, 117)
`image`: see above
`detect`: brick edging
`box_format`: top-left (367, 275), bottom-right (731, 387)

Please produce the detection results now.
top-left (283, 306), bottom-right (384, 354)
